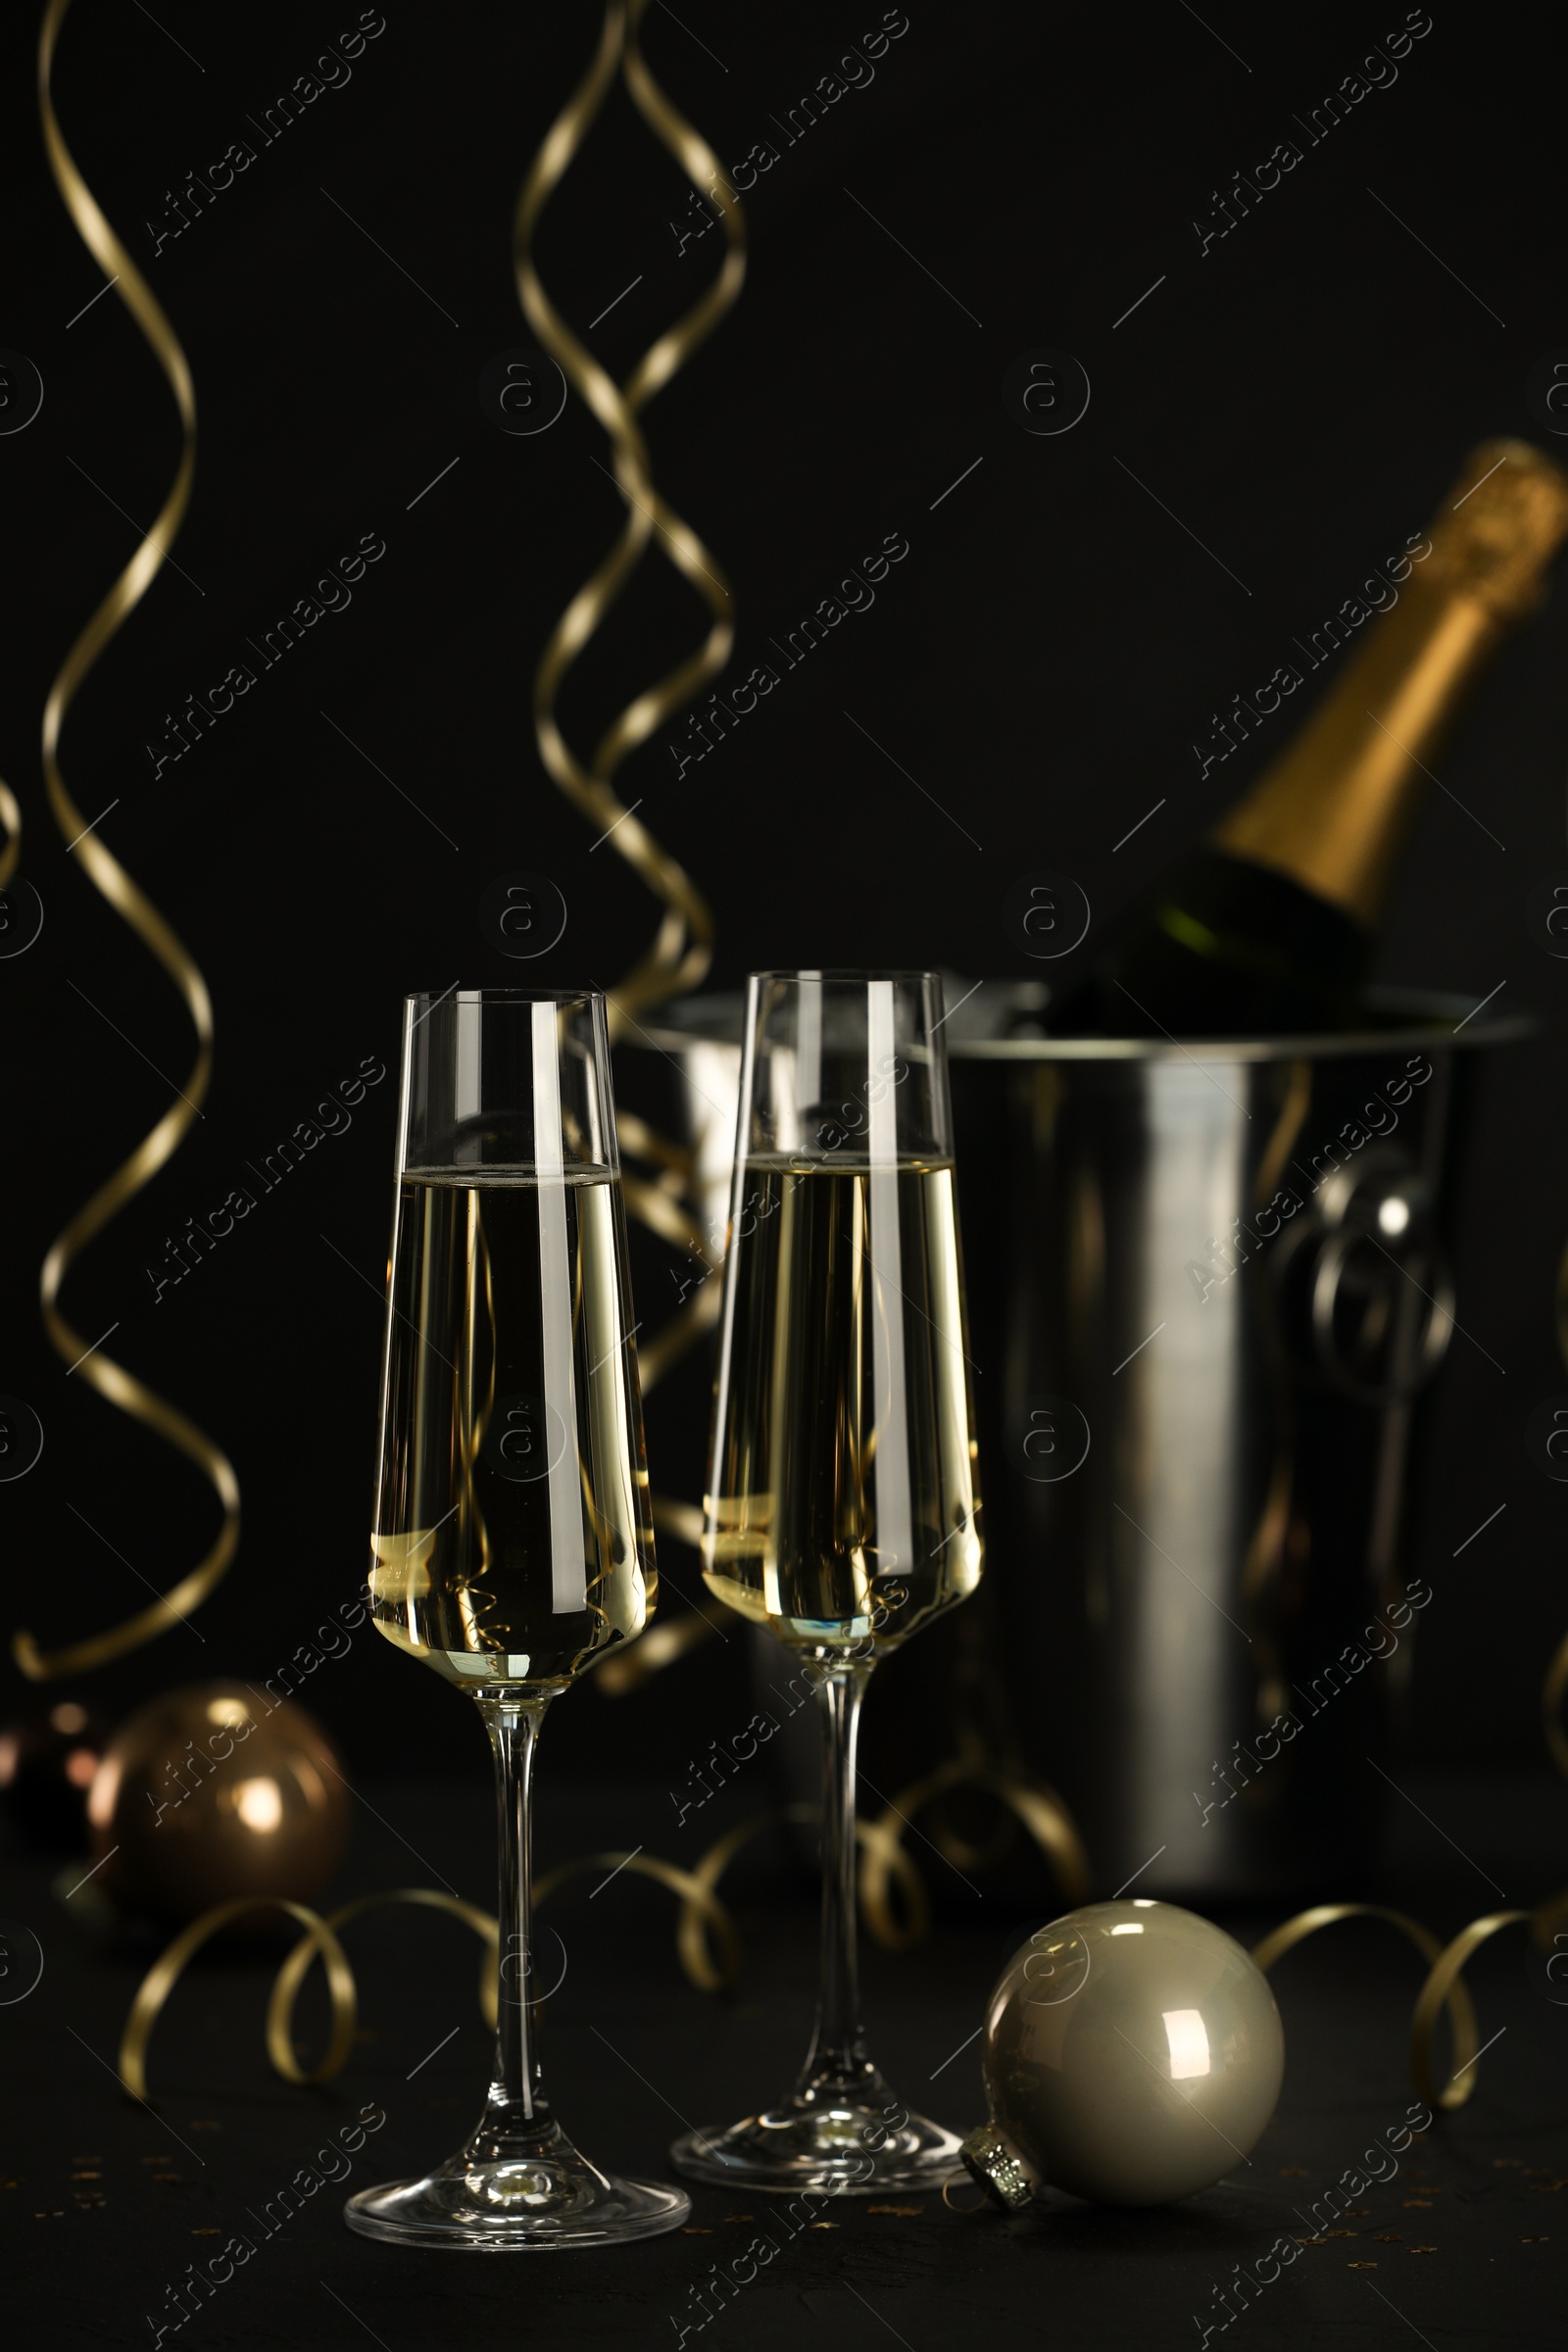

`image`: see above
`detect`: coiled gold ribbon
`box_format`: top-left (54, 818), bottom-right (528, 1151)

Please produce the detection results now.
top-left (1254, 1895), bottom-right (1568, 2110)
top-left (514, 0), bottom-right (745, 1644)
top-left (117, 1865), bottom-right (740, 2100)
top-left (112, 1775), bottom-right (1012, 2100)
top-left (18, 0), bottom-right (239, 1680)
top-left (516, 0), bottom-right (743, 1026)
top-left (858, 1757), bottom-right (1091, 1947)
top-left (117, 1848), bottom-right (1568, 2110)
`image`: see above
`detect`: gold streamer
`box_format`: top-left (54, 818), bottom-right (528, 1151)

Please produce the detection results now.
top-left (858, 1758), bottom-right (1091, 1948)
top-left (1252, 1897), bottom-right (1568, 2111)
top-left (268, 1888), bottom-right (501, 2062)
top-left (516, 0), bottom-right (744, 1026)
top-left (20, 0), bottom-right (238, 1680)
top-left (120, 1897), bottom-right (358, 2105)
top-left (117, 1880), bottom-right (1568, 2106)
top-left (536, 1847), bottom-right (743, 1993)
top-left (514, 2), bottom-right (746, 1677)
top-left (118, 1860), bottom-right (749, 2101)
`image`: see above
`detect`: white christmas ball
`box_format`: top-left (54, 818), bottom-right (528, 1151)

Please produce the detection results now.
top-left (964, 1900), bottom-right (1285, 2207)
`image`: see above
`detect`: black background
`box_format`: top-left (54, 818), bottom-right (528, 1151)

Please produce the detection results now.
top-left (4, 0), bottom-right (1568, 1794)
top-left (8, 8), bottom-right (1568, 2349)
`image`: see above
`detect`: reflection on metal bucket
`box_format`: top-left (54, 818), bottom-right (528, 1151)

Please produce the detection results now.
top-left (618, 983), bottom-right (1526, 1904)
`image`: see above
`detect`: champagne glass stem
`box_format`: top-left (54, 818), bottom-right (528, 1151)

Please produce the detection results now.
top-left (477, 1692), bottom-right (555, 2144)
top-left (800, 1656), bottom-right (875, 2088)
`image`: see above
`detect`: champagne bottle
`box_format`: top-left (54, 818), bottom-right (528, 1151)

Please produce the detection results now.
top-left (1057, 439), bottom-right (1568, 1038)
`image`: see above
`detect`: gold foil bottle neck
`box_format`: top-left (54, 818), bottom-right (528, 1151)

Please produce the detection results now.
top-left (1422, 439), bottom-right (1568, 622)
top-left (1211, 436), bottom-right (1568, 928)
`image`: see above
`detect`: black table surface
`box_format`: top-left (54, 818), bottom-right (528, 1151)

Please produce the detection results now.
top-left (6, 1768), bottom-right (1567, 2351)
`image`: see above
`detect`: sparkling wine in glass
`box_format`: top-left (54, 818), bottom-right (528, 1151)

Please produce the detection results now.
top-left (670, 970), bottom-right (983, 2192)
top-left (345, 987), bottom-right (689, 2248)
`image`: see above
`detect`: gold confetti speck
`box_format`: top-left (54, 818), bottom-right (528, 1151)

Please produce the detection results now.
top-left (70, 2172), bottom-right (100, 2181)
top-left (1343, 2208), bottom-right (1372, 2218)
top-left (1493, 2158), bottom-right (1523, 2169)
top-left (1410, 2245), bottom-right (1438, 2255)
top-left (721, 2214), bottom-right (755, 2225)
top-left (1404, 2198), bottom-right (1433, 2208)
top-left (1348, 2261), bottom-right (1377, 2270)
top-left (1324, 2229), bottom-right (1358, 2239)
top-left (868, 2204), bottom-right (922, 2216)
top-left (1373, 2234), bottom-right (1403, 2244)
top-left (1522, 2235), bottom-right (1549, 2244)
top-left (680, 2227), bottom-right (712, 2235)
top-left (807, 2222), bottom-right (839, 2230)
top-left (1295, 2235), bottom-right (1328, 2246)
top-left (192, 2228), bottom-right (222, 2235)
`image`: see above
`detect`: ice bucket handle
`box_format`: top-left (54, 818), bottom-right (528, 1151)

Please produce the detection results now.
top-left (1309, 1223), bottom-right (1456, 1407)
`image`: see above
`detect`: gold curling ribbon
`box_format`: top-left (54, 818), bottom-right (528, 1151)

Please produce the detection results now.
top-left (858, 1759), bottom-right (1091, 1949)
top-left (516, 0), bottom-right (744, 1025)
top-left (536, 1848), bottom-right (743, 1993)
top-left (1249, 1899), bottom-right (1568, 2111)
top-left (123, 1889), bottom-right (497, 2103)
top-left (120, 1898), bottom-right (358, 2105)
top-left (1252, 1904), bottom-right (1477, 2102)
top-left (682, 1804), bottom-right (930, 1973)
top-left (119, 1861), bottom-right (744, 2104)
top-left (268, 1889), bottom-right (501, 2059)
top-left (514, 3), bottom-right (745, 1673)
top-left (21, 0), bottom-right (239, 1680)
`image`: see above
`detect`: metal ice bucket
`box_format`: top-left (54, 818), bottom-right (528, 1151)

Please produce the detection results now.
top-left (618, 983), bottom-right (1524, 1903)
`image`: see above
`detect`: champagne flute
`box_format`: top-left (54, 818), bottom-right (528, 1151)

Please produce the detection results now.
top-left (346, 987), bottom-right (690, 2248)
top-left (670, 970), bottom-right (983, 2192)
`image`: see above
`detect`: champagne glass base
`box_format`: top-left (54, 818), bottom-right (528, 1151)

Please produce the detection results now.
top-left (345, 2122), bottom-right (690, 2250)
top-left (669, 2078), bottom-right (964, 2196)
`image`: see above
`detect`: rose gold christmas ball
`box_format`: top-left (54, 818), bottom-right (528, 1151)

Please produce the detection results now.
top-left (86, 1682), bottom-right (350, 1924)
